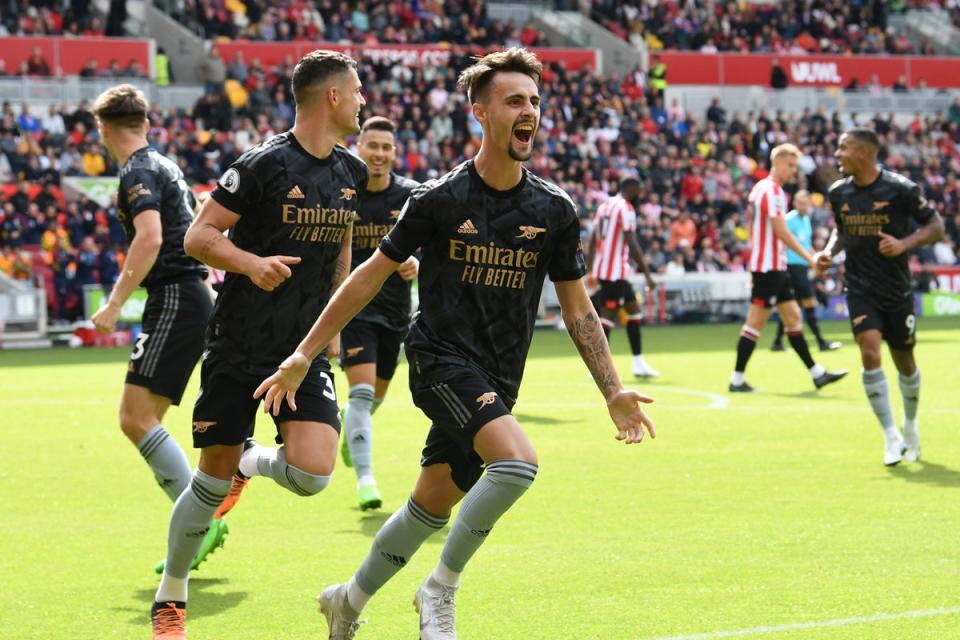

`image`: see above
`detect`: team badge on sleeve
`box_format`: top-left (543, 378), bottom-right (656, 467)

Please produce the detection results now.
top-left (219, 168), bottom-right (240, 194)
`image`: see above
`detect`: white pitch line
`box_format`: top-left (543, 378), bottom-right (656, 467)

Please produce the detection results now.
top-left (656, 386), bottom-right (729, 410)
top-left (640, 606), bottom-right (960, 640)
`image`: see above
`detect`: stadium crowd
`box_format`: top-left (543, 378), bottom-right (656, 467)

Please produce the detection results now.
top-left (591, 0), bottom-right (945, 55)
top-left (166, 0), bottom-right (548, 47)
top-left (2, 50), bottom-right (959, 321)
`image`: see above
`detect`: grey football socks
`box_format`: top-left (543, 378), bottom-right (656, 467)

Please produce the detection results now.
top-left (440, 460), bottom-right (538, 573)
top-left (160, 469), bottom-right (230, 587)
top-left (345, 383), bottom-right (376, 479)
top-left (137, 424), bottom-right (191, 501)
top-left (898, 369), bottom-right (921, 421)
top-left (862, 368), bottom-right (896, 432)
top-left (354, 497), bottom-right (448, 596)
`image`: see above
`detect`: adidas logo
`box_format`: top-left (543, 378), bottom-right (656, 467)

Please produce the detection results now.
top-left (457, 219), bottom-right (478, 234)
top-left (352, 434), bottom-right (367, 443)
top-left (380, 552), bottom-right (407, 568)
top-left (287, 185), bottom-right (305, 199)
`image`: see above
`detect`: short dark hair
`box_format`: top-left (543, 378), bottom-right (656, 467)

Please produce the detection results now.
top-left (291, 50), bottom-right (358, 106)
top-left (846, 127), bottom-right (880, 153)
top-left (91, 84), bottom-right (148, 130)
top-left (360, 116), bottom-right (396, 135)
top-left (456, 47), bottom-right (542, 104)
top-left (619, 176), bottom-right (641, 190)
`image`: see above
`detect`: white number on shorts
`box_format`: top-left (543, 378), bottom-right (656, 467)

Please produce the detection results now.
top-left (319, 371), bottom-right (336, 401)
top-left (905, 314), bottom-right (916, 336)
top-left (130, 333), bottom-right (150, 360)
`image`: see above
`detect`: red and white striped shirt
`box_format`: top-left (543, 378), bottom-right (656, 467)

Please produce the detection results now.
top-left (591, 194), bottom-right (637, 281)
top-left (747, 176), bottom-right (788, 273)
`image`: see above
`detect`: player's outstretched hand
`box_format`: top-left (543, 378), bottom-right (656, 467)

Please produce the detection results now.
top-left (397, 256), bottom-right (419, 281)
top-left (253, 352), bottom-right (310, 416)
top-left (247, 255), bottom-right (301, 291)
top-left (607, 389), bottom-right (656, 444)
top-left (878, 231), bottom-right (906, 257)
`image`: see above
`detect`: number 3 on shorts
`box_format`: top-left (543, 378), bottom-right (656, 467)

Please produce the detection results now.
top-left (319, 371), bottom-right (336, 401)
top-left (131, 333), bottom-right (150, 360)
top-left (905, 314), bottom-right (916, 336)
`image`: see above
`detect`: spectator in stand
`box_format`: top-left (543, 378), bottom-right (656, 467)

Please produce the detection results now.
top-left (771, 59), bottom-right (789, 90)
top-left (18, 104), bottom-right (42, 135)
top-left (668, 211), bottom-right (698, 251)
top-left (201, 46), bottom-right (227, 94)
top-left (82, 142), bottom-right (107, 176)
top-left (27, 47), bottom-right (50, 76)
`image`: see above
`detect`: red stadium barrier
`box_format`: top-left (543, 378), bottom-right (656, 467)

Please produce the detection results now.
top-left (656, 51), bottom-right (960, 88)
top-left (214, 41), bottom-right (598, 72)
top-left (0, 36), bottom-right (152, 77)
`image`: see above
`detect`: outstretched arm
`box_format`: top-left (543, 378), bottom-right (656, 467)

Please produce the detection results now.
top-left (253, 250), bottom-right (400, 414)
top-left (554, 279), bottom-right (656, 444)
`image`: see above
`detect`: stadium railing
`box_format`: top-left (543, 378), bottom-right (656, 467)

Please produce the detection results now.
top-left (0, 78), bottom-right (204, 112)
top-left (0, 272), bottom-right (49, 349)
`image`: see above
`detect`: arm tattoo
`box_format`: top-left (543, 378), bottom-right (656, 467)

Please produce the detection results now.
top-left (567, 310), bottom-right (618, 397)
top-left (198, 231), bottom-right (226, 264)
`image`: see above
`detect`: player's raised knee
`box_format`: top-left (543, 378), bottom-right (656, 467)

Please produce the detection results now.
top-left (285, 464), bottom-right (332, 496)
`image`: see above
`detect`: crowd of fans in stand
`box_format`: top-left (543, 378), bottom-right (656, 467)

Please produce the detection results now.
top-left (591, 0), bottom-right (948, 55)
top-left (2, 50), bottom-right (960, 320)
top-left (167, 0), bottom-right (548, 47)
top-left (0, 0), bottom-right (101, 37)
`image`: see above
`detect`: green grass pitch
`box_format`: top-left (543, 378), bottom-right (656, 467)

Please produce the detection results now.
top-left (2, 318), bottom-right (959, 639)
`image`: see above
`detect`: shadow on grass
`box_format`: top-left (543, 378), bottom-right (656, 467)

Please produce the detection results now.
top-left (887, 459), bottom-right (960, 489)
top-left (118, 578), bottom-right (247, 625)
top-left (768, 389), bottom-right (848, 401)
top-left (335, 508), bottom-right (447, 544)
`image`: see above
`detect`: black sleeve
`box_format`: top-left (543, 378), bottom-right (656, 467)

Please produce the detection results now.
top-left (828, 190), bottom-right (844, 234)
top-left (209, 159), bottom-right (263, 217)
top-left (548, 199), bottom-right (587, 282)
top-left (379, 192), bottom-right (434, 263)
top-left (905, 183), bottom-right (935, 226)
top-left (121, 168), bottom-right (163, 218)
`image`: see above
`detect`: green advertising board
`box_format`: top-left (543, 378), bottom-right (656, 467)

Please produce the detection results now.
top-left (922, 292), bottom-right (960, 317)
top-left (64, 176), bottom-right (120, 208)
top-left (84, 285), bottom-right (148, 323)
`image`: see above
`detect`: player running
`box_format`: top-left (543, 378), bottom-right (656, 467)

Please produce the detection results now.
top-left (255, 47), bottom-right (655, 640)
top-left (148, 50), bottom-right (367, 640)
top-left (90, 85), bottom-right (226, 574)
